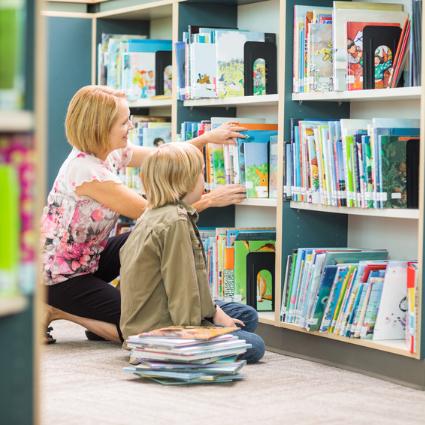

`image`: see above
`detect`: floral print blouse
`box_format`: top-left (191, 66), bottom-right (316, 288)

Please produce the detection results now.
top-left (41, 146), bottom-right (132, 285)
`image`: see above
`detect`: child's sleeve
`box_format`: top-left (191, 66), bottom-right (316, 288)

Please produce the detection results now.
top-left (161, 218), bottom-right (212, 326)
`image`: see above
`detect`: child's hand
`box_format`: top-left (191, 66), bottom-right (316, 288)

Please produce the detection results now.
top-left (213, 305), bottom-right (245, 328)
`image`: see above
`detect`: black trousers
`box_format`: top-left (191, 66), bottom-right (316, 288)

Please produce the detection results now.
top-left (47, 232), bottom-right (131, 340)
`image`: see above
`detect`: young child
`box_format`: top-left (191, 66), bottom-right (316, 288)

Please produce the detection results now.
top-left (119, 143), bottom-right (265, 363)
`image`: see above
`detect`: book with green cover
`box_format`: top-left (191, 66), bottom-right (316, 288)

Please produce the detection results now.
top-left (0, 165), bottom-right (20, 296)
top-left (234, 233), bottom-right (275, 311)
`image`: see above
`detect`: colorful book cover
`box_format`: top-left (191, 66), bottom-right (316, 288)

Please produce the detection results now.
top-left (132, 326), bottom-right (237, 340)
top-left (308, 23), bottom-right (333, 92)
top-left (380, 135), bottom-right (418, 208)
top-left (189, 42), bottom-right (217, 99)
top-left (347, 22), bottom-right (399, 90)
top-left (122, 52), bottom-right (156, 100)
top-left (332, 3), bottom-right (405, 91)
top-left (243, 142), bottom-right (269, 198)
top-left (215, 30), bottom-right (265, 98)
top-left (360, 277), bottom-right (385, 339)
top-left (234, 236), bottom-right (275, 311)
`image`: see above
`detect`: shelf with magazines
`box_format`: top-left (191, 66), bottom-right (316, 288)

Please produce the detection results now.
top-left (290, 202), bottom-right (420, 220)
top-left (292, 86), bottom-right (422, 102)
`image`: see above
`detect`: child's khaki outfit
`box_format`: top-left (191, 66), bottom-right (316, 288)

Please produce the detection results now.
top-left (119, 202), bottom-right (216, 340)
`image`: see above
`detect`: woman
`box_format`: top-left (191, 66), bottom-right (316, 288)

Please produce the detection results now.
top-left (41, 85), bottom-right (246, 343)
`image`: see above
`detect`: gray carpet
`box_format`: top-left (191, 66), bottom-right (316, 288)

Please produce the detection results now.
top-left (42, 320), bottom-right (425, 425)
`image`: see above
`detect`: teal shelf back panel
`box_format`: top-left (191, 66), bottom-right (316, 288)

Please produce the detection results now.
top-left (0, 300), bottom-right (34, 425)
top-left (24, 0), bottom-right (35, 110)
top-left (47, 17), bottom-right (92, 191)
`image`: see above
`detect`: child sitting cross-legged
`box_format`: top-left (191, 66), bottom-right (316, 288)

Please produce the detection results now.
top-left (119, 142), bottom-right (265, 364)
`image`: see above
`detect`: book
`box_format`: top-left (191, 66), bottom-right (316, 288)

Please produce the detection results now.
top-left (131, 326), bottom-right (238, 341)
top-left (0, 165), bottom-right (19, 297)
top-left (373, 262), bottom-right (407, 340)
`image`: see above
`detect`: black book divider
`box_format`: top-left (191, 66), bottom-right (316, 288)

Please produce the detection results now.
top-left (363, 25), bottom-right (402, 90)
top-left (246, 251), bottom-right (275, 312)
top-left (243, 41), bottom-right (277, 96)
top-left (155, 50), bottom-right (172, 95)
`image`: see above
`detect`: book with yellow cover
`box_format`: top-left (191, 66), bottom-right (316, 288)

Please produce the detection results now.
top-left (133, 326), bottom-right (238, 340)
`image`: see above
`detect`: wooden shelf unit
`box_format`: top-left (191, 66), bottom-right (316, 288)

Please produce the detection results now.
top-left (44, 0), bottom-right (425, 388)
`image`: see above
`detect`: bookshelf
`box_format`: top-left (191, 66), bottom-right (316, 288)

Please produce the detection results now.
top-left (44, 0), bottom-right (425, 389)
top-left (1, 0), bottom-right (45, 423)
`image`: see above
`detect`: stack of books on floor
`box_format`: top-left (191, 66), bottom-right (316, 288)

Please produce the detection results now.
top-left (124, 326), bottom-right (250, 385)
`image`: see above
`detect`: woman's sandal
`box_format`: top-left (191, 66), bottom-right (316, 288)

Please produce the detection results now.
top-left (45, 326), bottom-right (56, 344)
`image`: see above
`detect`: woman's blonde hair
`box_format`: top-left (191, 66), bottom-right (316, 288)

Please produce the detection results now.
top-left (65, 85), bottom-right (126, 154)
top-left (142, 142), bottom-right (204, 208)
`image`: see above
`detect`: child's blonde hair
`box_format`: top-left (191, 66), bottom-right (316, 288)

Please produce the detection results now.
top-left (142, 142), bottom-right (204, 208)
top-left (65, 85), bottom-right (126, 154)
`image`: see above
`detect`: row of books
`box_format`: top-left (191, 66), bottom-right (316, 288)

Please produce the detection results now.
top-left (125, 326), bottom-right (249, 385)
top-left (199, 227), bottom-right (275, 312)
top-left (97, 34), bottom-right (172, 101)
top-left (180, 117), bottom-right (278, 198)
top-left (284, 117), bottom-right (419, 209)
top-left (0, 134), bottom-right (35, 297)
top-left (0, 0), bottom-right (25, 109)
top-left (293, 1), bottom-right (422, 93)
top-left (281, 248), bottom-right (417, 352)
top-left (175, 26), bottom-right (277, 100)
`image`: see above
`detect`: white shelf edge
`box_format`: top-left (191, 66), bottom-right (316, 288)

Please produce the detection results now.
top-left (0, 111), bottom-right (34, 132)
top-left (290, 202), bottom-right (419, 220)
top-left (280, 322), bottom-right (416, 358)
top-left (258, 311), bottom-right (277, 325)
top-left (183, 94), bottom-right (279, 108)
top-left (128, 98), bottom-right (172, 108)
top-left (0, 296), bottom-right (28, 318)
top-left (292, 86), bottom-right (422, 102)
top-left (238, 198), bottom-right (277, 207)
top-left (95, 0), bottom-right (174, 19)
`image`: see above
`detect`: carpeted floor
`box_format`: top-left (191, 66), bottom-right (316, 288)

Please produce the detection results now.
top-left (42, 320), bottom-right (425, 425)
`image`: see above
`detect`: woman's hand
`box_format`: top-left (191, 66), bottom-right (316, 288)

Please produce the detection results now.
top-left (203, 121), bottom-right (247, 145)
top-left (213, 305), bottom-right (245, 328)
top-left (205, 184), bottom-right (246, 207)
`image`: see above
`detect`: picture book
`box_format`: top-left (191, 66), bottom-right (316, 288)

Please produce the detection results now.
top-left (373, 262), bottom-right (407, 340)
top-left (347, 22), bottom-right (400, 90)
top-left (215, 30), bottom-right (265, 98)
top-left (269, 136), bottom-right (278, 199)
top-left (189, 42), bottom-right (217, 99)
top-left (308, 23), bottom-right (333, 92)
top-left (332, 3), bottom-right (406, 91)
top-left (122, 52), bottom-right (156, 100)
top-left (131, 326), bottom-right (237, 341)
top-left (243, 142), bottom-right (269, 198)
